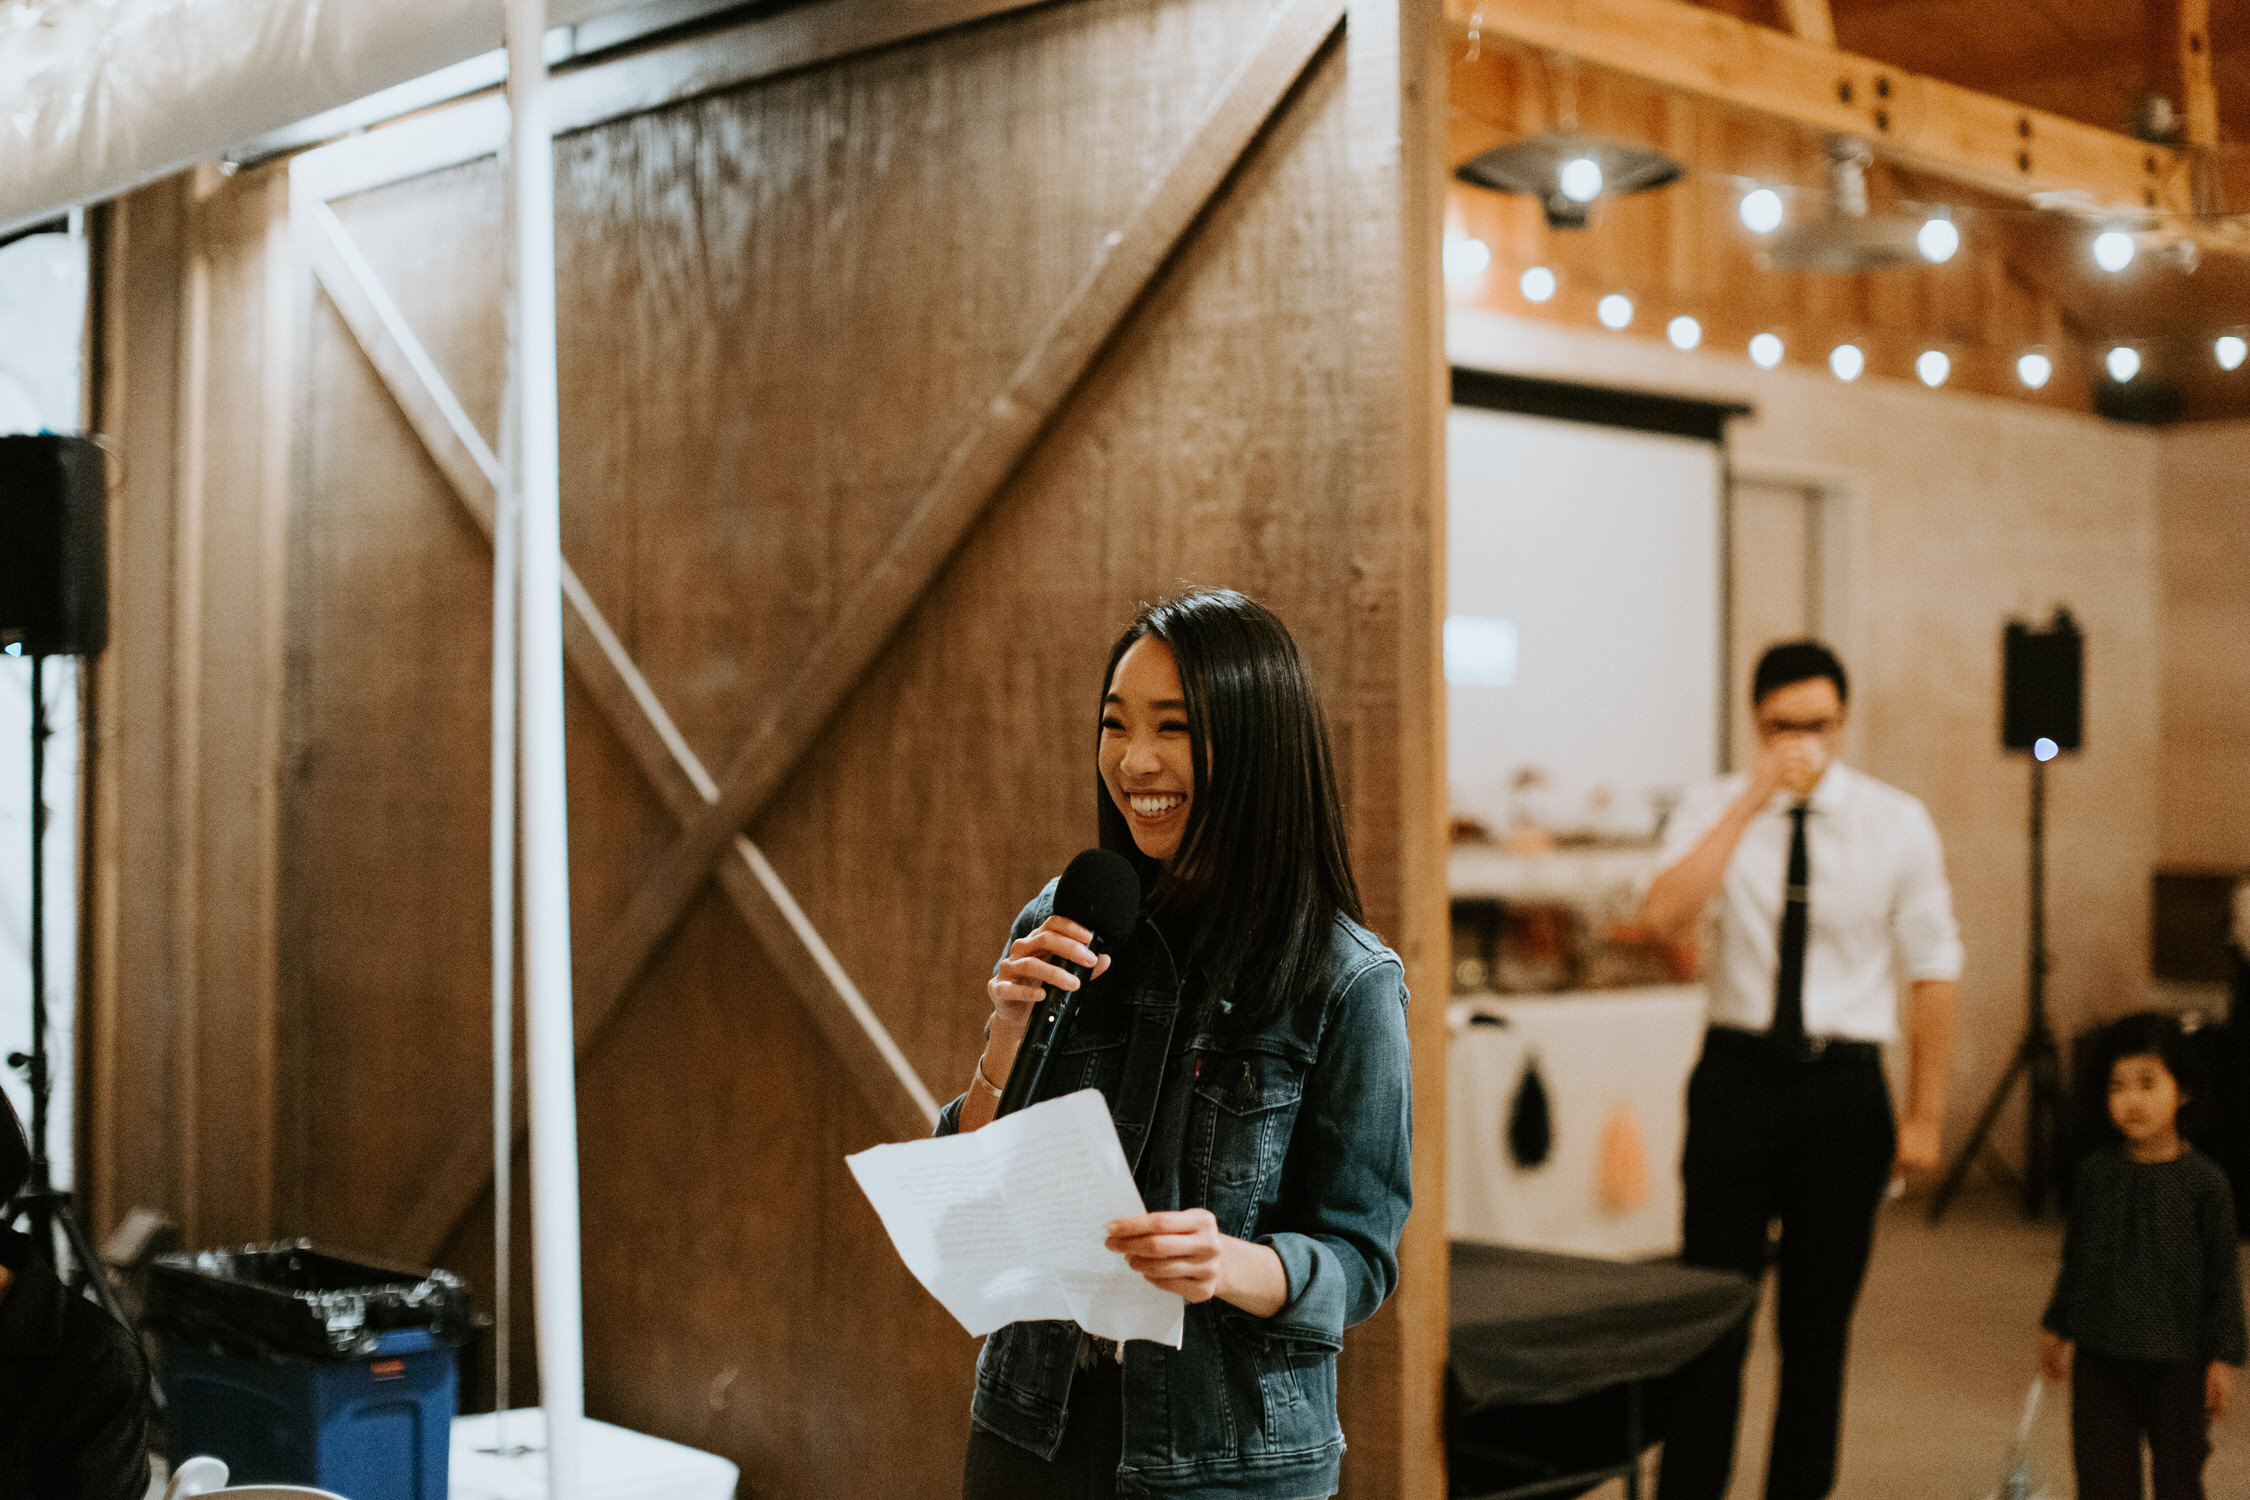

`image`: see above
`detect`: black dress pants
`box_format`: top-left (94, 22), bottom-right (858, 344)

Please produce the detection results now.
top-left (1656, 1028), bottom-right (1895, 1500)
top-left (2071, 1349), bottom-right (2210, 1500)
top-left (962, 1355), bottom-right (1123, 1500)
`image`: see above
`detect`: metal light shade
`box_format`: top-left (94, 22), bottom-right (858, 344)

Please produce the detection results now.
top-left (1767, 136), bottom-right (1924, 272)
top-left (1455, 130), bottom-right (1684, 230)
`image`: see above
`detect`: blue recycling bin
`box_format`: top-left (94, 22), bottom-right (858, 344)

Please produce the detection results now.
top-left (148, 1243), bottom-right (470, 1500)
top-left (161, 1329), bottom-right (455, 1500)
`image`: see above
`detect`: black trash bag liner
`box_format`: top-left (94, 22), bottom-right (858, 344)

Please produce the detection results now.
top-left (145, 1241), bottom-right (474, 1362)
top-left (1508, 1057), bottom-right (1552, 1169)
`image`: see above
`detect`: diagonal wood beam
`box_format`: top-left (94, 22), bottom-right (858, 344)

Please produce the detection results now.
top-left (291, 196), bottom-right (940, 1262)
top-left (563, 0), bottom-right (1350, 1095)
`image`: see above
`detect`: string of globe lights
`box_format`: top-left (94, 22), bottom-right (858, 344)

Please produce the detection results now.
top-left (1445, 72), bottom-right (2250, 393)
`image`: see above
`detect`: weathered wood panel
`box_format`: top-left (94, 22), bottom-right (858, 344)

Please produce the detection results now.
top-left (86, 165), bottom-right (295, 1249)
top-left (86, 181), bottom-right (189, 1242)
top-left (89, 1), bottom-right (1446, 1495)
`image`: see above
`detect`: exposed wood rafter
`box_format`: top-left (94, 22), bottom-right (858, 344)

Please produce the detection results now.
top-left (1448, 0), bottom-right (2194, 215)
top-left (1776, 0), bottom-right (1835, 49)
top-left (2147, 0), bottom-right (2220, 148)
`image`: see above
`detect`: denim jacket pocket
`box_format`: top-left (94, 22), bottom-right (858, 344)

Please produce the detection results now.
top-left (1192, 1046), bottom-right (1308, 1235)
top-left (1214, 1310), bottom-right (1339, 1454)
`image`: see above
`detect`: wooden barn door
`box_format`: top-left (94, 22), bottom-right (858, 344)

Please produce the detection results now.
top-left (89, 2), bottom-right (1446, 1494)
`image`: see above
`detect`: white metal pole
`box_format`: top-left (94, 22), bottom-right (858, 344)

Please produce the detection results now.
top-left (503, 1), bottom-right (584, 1493)
top-left (490, 387), bottom-right (519, 1434)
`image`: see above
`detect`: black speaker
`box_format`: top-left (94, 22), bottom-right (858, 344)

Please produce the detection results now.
top-left (0, 433), bottom-right (107, 657)
top-left (2002, 609), bottom-right (2082, 752)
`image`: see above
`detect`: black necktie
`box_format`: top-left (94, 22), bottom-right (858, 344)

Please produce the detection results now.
top-left (1773, 803), bottom-right (1810, 1043)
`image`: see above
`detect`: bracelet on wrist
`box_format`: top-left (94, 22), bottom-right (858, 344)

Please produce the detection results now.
top-left (973, 1055), bottom-right (1005, 1098)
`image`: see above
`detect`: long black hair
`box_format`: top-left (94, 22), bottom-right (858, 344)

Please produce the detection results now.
top-left (1095, 589), bottom-right (1363, 1025)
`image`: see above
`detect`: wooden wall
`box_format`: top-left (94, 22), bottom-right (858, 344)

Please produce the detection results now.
top-left (84, 2), bottom-right (1447, 1494)
top-left (2156, 420), bottom-right (2250, 870)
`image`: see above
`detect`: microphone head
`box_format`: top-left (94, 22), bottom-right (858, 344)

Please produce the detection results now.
top-left (1053, 848), bottom-right (1142, 952)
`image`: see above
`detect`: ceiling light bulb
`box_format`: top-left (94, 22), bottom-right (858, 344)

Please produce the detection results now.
top-left (1668, 315), bottom-right (1701, 351)
top-left (2093, 229), bottom-right (2136, 273)
top-left (1558, 157), bottom-right (1604, 204)
top-left (1740, 188), bottom-right (1784, 235)
top-left (1597, 294), bottom-right (1634, 330)
top-left (2017, 352), bottom-right (2053, 389)
top-left (2034, 737), bottom-right (2058, 763)
top-left (1917, 349), bottom-right (1950, 387)
top-left (1520, 265), bottom-right (1557, 303)
top-left (1443, 235), bottom-right (1492, 281)
top-left (1829, 344), bottom-right (1865, 382)
top-left (2107, 346), bottom-right (2140, 382)
top-left (1749, 333), bottom-right (1784, 368)
top-left (2218, 335), bottom-right (2247, 371)
top-left (1917, 216), bottom-right (1960, 263)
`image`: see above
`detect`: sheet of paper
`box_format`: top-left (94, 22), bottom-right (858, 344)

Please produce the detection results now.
top-left (847, 1088), bottom-right (1186, 1348)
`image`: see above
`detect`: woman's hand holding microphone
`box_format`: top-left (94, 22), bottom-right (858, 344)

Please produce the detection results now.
top-left (959, 917), bottom-right (1111, 1132)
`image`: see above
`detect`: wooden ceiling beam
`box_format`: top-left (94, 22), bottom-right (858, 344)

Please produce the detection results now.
top-left (1448, 0), bottom-right (2194, 215)
top-left (1776, 0), bottom-right (1836, 47)
top-left (2147, 0), bottom-right (2221, 147)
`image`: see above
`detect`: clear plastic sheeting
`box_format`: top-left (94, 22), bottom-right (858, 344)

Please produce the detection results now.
top-left (0, 0), bottom-right (634, 237)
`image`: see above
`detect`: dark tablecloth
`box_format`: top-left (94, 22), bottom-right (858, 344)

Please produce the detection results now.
top-left (1449, 1241), bottom-right (1757, 1411)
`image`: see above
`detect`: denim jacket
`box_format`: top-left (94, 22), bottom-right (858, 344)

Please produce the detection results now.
top-left (937, 881), bottom-right (1413, 1499)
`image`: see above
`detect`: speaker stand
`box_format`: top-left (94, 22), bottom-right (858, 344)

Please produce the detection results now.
top-left (6, 653), bottom-right (134, 1334)
top-left (1931, 755), bottom-right (2067, 1222)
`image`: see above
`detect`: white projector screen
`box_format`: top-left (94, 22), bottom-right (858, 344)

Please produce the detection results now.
top-left (1446, 403), bottom-right (1723, 842)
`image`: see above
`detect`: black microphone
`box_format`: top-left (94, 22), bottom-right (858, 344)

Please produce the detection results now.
top-left (994, 848), bottom-right (1141, 1118)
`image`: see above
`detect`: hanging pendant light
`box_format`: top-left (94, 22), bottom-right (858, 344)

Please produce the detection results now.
top-left (1767, 136), bottom-right (1924, 272)
top-left (1456, 130), bottom-right (1685, 230)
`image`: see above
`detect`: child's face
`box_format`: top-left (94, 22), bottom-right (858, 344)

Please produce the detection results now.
top-left (2108, 1053), bottom-right (2183, 1147)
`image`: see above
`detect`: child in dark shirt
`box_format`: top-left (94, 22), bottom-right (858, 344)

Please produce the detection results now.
top-left (2041, 1012), bottom-right (2246, 1500)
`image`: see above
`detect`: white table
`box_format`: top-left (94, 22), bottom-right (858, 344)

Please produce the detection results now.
top-left (1446, 987), bottom-right (1707, 1260)
top-left (449, 1411), bottom-right (737, 1500)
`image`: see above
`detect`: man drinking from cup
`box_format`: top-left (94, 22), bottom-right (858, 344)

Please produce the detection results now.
top-left (1639, 640), bottom-right (1963, 1500)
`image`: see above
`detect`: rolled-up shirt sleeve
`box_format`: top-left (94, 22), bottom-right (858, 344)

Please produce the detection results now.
top-left (1891, 802), bottom-right (1964, 982)
top-left (1636, 777), bottom-right (1734, 903)
top-left (1254, 957), bottom-right (1413, 1349)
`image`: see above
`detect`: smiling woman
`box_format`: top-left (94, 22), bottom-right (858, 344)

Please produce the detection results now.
top-left (1093, 591), bottom-right (1365, 1030)
top-left (941, 589), bottom-right (1413, 1500)
top-left (1098, 638), bottom-right (1194, 862)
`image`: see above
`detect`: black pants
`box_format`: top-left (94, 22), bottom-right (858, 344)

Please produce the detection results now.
top-left (1656, 1028), bottom-right (1895, 1500)
top-left (2071, 1349), bottom-right (2210, 1500)
top-left (962, 1356), bottom-right (1123, 1500)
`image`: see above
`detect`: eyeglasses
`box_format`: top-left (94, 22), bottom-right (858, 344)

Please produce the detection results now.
top-left (1756, 715), bottom-right (1841, 736)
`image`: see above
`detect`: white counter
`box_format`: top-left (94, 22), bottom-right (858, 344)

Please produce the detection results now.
top-left (449, 1411), bottom-right (737, 1500)
top-left (1446, 987), bottom-right (1707, 1260)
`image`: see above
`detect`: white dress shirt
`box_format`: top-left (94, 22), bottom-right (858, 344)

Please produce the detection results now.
top-left (1652, 762), bottom-right (1963, 1043)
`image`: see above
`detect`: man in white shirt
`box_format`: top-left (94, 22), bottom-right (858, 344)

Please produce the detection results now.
top-left (1641, 641), bottom-right (1962, 1500)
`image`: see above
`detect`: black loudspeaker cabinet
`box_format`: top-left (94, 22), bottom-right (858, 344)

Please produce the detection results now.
top-left (2002, 609), bottom-right (2082, 752)
top-left (0, 433), bottom-right (107, 657)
